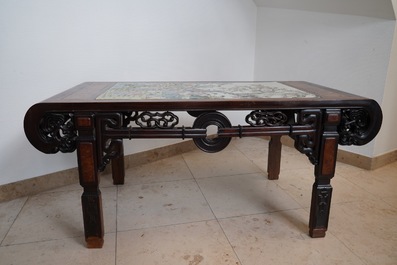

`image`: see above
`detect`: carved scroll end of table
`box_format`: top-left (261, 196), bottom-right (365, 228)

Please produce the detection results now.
top-left (338, 100), bottom-right (382, 146)
top-left (24, 105), bottom-right (78, 154)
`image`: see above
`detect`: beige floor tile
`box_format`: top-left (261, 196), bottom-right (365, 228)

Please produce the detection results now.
top-left (232, 137), bottom-right (299, 156)
top-left (182, 147), bottom-right (261, 179)
top-left (330, 199), bottom-right (397, 265)
top-left (124, 155), bottom-right (194, 185)
top-left (41, 172), bottom-right (116, 194)
top-left (332, 172), bottom-right (380, 203)
top-left (0, 197), bottom-right (27, 243)
top-left (2, 187), bottom-right (117, 246)
top-left (231, 137), bottom-right (269, 160)
top-left (232, 137), bottom-right (313, 174)
top-left (2, 138), bottom-right (396, 264)
top-left (341, 163), bottom-right (397, 199)
top-left (382, 196), bottom-right (397, 209)
top-left (42, 182), bottom-right (82, 193)
top-left (273, 168), bottom-right (313, 208)
top-left (0, 233), bottom-right (116, 265)
top-left (117, 180), bottom-right (214, 231)
top-left (391, 161), bottom-right (397, 170)
top-left (278, 151), bottom-right (314, 171)
top-left (335, 161), bottom-right (366, 177)
top-left (117, 220), bottom-right (240, 265)
top-left (197, 173), bottom-right (301, 219)
top-left (274, 168), bottom-right (377, 208)
top-left (220, 209), bottom-right (365, 265)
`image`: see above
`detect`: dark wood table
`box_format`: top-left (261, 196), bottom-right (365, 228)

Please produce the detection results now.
top-left (24, 81), bottom-right (382, 248)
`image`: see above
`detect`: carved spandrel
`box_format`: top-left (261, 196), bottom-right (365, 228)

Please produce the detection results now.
top-left (293, 109), bottom-right (322, 165)
top-left (96, 113), bottom-right (124, 172)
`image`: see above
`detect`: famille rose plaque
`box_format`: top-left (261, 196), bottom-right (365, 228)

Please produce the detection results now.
top-left (96, 82), bottom-right (317, 100)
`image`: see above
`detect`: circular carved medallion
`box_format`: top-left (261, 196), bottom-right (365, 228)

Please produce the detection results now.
top-left (192, 112), bottom-right (232, 153)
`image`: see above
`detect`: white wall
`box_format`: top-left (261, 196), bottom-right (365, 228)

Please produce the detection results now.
top-left (254, 7), bottom-right (396, 157)
top-left (0, 0), bottom-right (257, 185)
top-left (1, 1), bottom-right (396, 186)
top-left (253, 0), bottom-right (395, 20)
top-left (375, 0), bottom-right (397, 155)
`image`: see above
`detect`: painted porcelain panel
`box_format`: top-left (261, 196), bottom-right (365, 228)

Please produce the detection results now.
top-left (97, 82), bottom-right (316, 100)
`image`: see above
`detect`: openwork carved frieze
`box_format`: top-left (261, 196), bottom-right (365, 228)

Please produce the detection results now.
top-left (245, 110), bottom-right (288, 127)
top-left (122, 111), bottom-right (139, 127)
top-left (36, 108), bottom-right (371, 171)
top-left (135, 111), bottom-right (179, 129)
top-left (338, 109), bottom-right (370, 145)
top-left (39, 113), bottom-right (77, 153)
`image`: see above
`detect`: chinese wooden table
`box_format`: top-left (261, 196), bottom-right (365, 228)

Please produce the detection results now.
top-left (24, 81), bottom-right (382, 248)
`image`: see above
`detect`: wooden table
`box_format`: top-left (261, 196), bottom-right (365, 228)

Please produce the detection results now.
top-left (24, 81), bottom-right (382, 248)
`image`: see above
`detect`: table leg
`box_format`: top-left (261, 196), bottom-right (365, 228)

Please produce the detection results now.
top-left (267, 135), bottom-right (282, 180)
top-left (75, 115), bottom-right (104, 248)
top-left (111, 141), bottom-right (125, 185)
top-left (77, 142), bottom-right (105, 248)
top-left (308, 110), bottom-right (340, 237)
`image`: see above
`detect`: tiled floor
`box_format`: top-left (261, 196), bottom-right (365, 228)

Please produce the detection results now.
top-left (1, 137), bottom-right (396, 264)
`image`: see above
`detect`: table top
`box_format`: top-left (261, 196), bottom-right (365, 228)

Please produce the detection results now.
top-left (34, 81), bottom-right (377, 112)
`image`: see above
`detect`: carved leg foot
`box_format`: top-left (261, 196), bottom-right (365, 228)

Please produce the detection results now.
top-left (81, 189), bottom-right (104, 248)
top-left (309, 182), bottom-right (333, 238)
top-left (309, 228), bottom-right (327, 238)
top-left (86, 237), bottom-right (104, 249)
top-left (267, 135), bottom-right (282, 180)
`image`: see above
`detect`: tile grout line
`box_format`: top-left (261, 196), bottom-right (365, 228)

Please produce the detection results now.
top-left (114, 208), bottom-right (304, 235)
top-left (231, 140), bottom-right (267, 176)
top-left (339, 172), bottom-right (392, 203)
top-left (0, 196), bottom-right (29, 247)
top-left (115, 185), bottom-right (119, 265)
top-left (194, 184), bottom-right (245, 265)
top-left (112, 173), bottom-right (194, 189)
top-left (215, 141), bottom-right (330, 258)
top-left (232, 139), bottom-right (312, 227)
top-left (380, 197), bottom-right (397, 209)
top-left (181, 152), bottom-right (244, 265)
top-left (0, 234), bottom-right (92, 248)
top-left (215, 207), bottom-right (305, 222)
top-left (116, 218), bottom-right (217, 234)
top-left (327, 230), bottom-right (368, 265)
